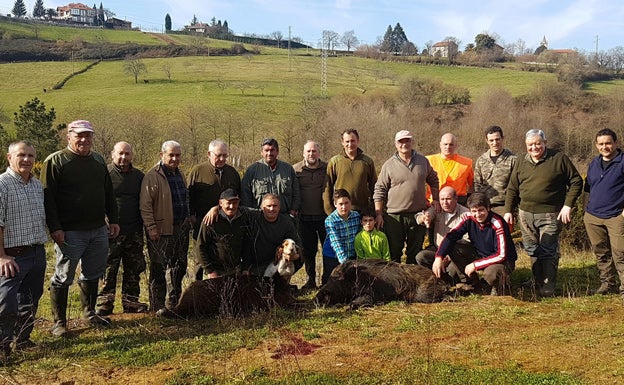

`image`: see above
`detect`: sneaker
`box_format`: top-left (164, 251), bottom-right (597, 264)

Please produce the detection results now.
top-left (50, 321), bottom-right (67, 337)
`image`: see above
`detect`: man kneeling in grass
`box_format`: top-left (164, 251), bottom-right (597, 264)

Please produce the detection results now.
top-left (432, 192), bottom-right (517, 295)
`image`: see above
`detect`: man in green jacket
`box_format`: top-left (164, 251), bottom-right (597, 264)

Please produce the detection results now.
top-left (504, 129), bottom-right (582, 297)
top-left (41, 120), bottom-right (119, 337)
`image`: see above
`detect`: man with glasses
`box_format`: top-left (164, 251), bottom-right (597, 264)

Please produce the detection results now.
top-left (187, 139), bottom-right (241, 280)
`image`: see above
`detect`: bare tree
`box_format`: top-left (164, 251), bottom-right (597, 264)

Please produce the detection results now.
top-left (270, 31), bottom-right (283, 48)
top-left (341, 30), bottom-right (359, 52)
top-left (123, 56), bottom-right (147, 84)
top-left (443, 36), bottom-right (461, 62)
top-left (323, 30), bottom-right (341, 52)
top-left (162, 62), bottom-right (172, 81)
top-left (424, 40), bottom-right (433, 56)
top-left (216, 77), bottom-right (228, 94)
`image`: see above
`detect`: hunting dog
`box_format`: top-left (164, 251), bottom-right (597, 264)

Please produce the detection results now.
top-left (264, 238), bottom-right (302, 283)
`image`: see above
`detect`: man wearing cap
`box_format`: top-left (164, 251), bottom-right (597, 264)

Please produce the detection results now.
top-left (41, 120), bottom-right (119, 337)
top-left (0, 141), bottom-right (47, 358)
top-left (187, 139), bottom-right (240, 280)
top-left (195, 188), bottom-right (250, 278)
top-left (373, 130), bottom-right (439, 264)
top-left (96, 142), bottom-right (148, 317)
top-left (140, 140), bottom-right (190, 313)
top-left (427, 133), bottom-right (474, 205)
top-left (241, 138), bottom-right (299, 216)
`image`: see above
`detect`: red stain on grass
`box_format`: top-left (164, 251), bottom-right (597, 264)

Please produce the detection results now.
top-left (270, 335), bottom-right (321, 359)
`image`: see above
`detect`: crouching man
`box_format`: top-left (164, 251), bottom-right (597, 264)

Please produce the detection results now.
top-left (432, 192), bottom-right (516, 295)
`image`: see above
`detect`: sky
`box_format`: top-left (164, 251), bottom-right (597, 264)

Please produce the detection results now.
top-left (1, 0), bottom-right (623, 53)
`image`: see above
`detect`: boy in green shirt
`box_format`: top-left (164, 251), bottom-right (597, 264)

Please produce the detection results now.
top-left (354, 209), bottom-right (391, 261)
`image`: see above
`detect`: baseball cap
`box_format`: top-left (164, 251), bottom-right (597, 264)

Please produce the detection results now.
top-left (68, 120), bottom-right (95, 134)
top-left (219, 188), bottom-right (240, 200)
top-left (395, 130), bottom-right (413, 141)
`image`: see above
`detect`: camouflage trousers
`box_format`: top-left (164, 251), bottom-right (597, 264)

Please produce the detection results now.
top-left (96, 231), bottom-right (146, 311)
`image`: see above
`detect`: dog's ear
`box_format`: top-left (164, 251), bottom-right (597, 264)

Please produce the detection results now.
top-left (292, 244), bottom-right (303, 261)
top-left (275, 245), bottom-right (283, 264)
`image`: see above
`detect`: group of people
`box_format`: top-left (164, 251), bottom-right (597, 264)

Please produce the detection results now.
top-left (0, 118), bottom-right (622, 361)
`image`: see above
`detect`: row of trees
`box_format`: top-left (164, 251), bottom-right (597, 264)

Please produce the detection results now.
top-left (11, 0), bottom-right (114, 26)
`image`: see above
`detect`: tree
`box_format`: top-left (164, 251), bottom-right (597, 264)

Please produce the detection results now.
top-left (271, 31), bottom-right (283, 48)
top-left (443, 36), bottom-right (461, 62)
top-left (165, 13), bottom-right (172, 32)
top-left (12, 0), bottom-right (26, 17)
top-left (123, 56), bottom-right (147, 84)
top-left (45, 8), bottom-right (57, 19)
top-left (98, 3), bottom-right (105, 25)
top-left (381, 25), bottom-right (393, 52)
top-left (162, 62), bottom-right (172, 81)
top-left (341, 30), bottom-right (359, 52)
top-left (322, 30), bottom-right (340, 51)
top-left (222, 20), bottom-right (229, 34)
top-left (475, 33), bottom-right (496, 52)
top-left (33, 0), bottom-right (45, 18)
top-left (13, 97), bottom-right (62, 161)
top-left (190, 14), bottom-right (198, 26)
top-left (392, 23), bottom-right (408, 54)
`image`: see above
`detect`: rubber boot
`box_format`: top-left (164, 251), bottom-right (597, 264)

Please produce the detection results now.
top-left (530, 257), bottom-right (543, 292)
top-left (540, 259), bottom-right (558, 297)
top-left (49, 286), bottom-right (69, 337)
top-left (79, 280), bottom-right (111, 327)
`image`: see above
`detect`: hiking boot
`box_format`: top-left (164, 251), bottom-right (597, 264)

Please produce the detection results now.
top-left (96, 304), bottom-right (113, 317)
top-left (87, 314), bottom-right (111, 327)
top-left (594, 283), bottom-right (618, 295)
top-left (79, 280), bottom-right (112, 327)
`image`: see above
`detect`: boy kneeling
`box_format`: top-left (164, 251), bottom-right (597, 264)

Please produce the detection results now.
top-left (432, 192), bottom-right (516, 295)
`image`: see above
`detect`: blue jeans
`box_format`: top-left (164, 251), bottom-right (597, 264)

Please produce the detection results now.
top-left (50, 226), bottom-right (109, 287)
top-left (0, 245), bottom-right (46, 344)
top-left (518, 210), bottom-right (561, 261)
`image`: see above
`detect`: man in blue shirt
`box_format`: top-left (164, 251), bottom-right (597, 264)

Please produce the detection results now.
top-left (584, 128), bottom-right (624, 301)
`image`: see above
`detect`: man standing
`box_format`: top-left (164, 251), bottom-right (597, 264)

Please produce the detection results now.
top-left (427, 133), bottom-right (473, 205)
top-left (293, 140), bottom-right (327, 289)
top-left (187, 139), bottom-right (240, 280)
top-left (324, 129), bottom-right (377, 214)
top-left (244, 194), bottom-right (300, 276)
top-left (96, 142), bottom-right (147, 316)
top-left (42, 120), bottom-right (119, 337)
top-left (474, 126), bottom-right (517, 215)
top-left (583, 128), bottom-right (624, 300)
top-left (0, 141), bottom-right (47, 358)
top-left (374, 130), bottom-right (439, 264)
top-left (140, 141), bottom-right (190, 312)
top-left (241, 138), bottom-right (299, 216)
top-left (504, 129), bottom-right (582, 297)
top-left (195, 189), bottom-right (250, 278)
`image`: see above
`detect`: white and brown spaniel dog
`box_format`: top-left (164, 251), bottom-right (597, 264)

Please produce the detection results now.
top-left (264, 238), bottom-right (302, 283)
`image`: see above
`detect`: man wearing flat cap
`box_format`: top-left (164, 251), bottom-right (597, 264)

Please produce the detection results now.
top-left (194, 188), bottom-right (251, 278)
top-left (41, 119), bottom-right (119, 337)
top-left (373, 130), bottom-right (440, 264)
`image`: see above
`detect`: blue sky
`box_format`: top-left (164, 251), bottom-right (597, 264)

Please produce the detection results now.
top-left (1, 0), bottom-right (623, 52)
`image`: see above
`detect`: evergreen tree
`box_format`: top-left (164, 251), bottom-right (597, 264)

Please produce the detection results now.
top-left (165, 13), bottom-right (172, 32)
top-left (33, 0), bottom-right (45, 18)
top-left (222, 20), bottom-right (229, 34)
top-left (191, 14), bottom-right (198, 25)
top-left (392, 23), bottom-right (408, 54)
top-left (12, 0), bottom-right (26, 17)
top-left (475, 33), bottom-right (496, 51)
top-left (13, 97), bottom-right (62, 162)
top-left (381, 25), bottom-right (393, 52)
top-left (98, 3), bottom-right (105, 25)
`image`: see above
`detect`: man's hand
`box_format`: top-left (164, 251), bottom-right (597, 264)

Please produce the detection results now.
top-left (147, 227), bottom-right (160, 242)
top-left (422, 211), bottom-right (432, 228)
top-left (0, 255), bottom-right (19, 278)
top-left (50, 230), bottom-right (65, 245)
top-left (503, 213), bottom-right (514, 226)
top-left (375, 213), bottom-right (384, 229)
top-left (432, 257), bottom-right (445, 279)
top-left (557, 205), bottom-right (572, 224)
top-left (202, 206), bottom-right (220, 226)
top-left (108, 224), bottom-right (120, 239)
top-left (464, 262), bottom-right (477, 277)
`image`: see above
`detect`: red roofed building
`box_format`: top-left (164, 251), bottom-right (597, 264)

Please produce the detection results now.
top-left (56, 3), bottom-right (96, 24)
